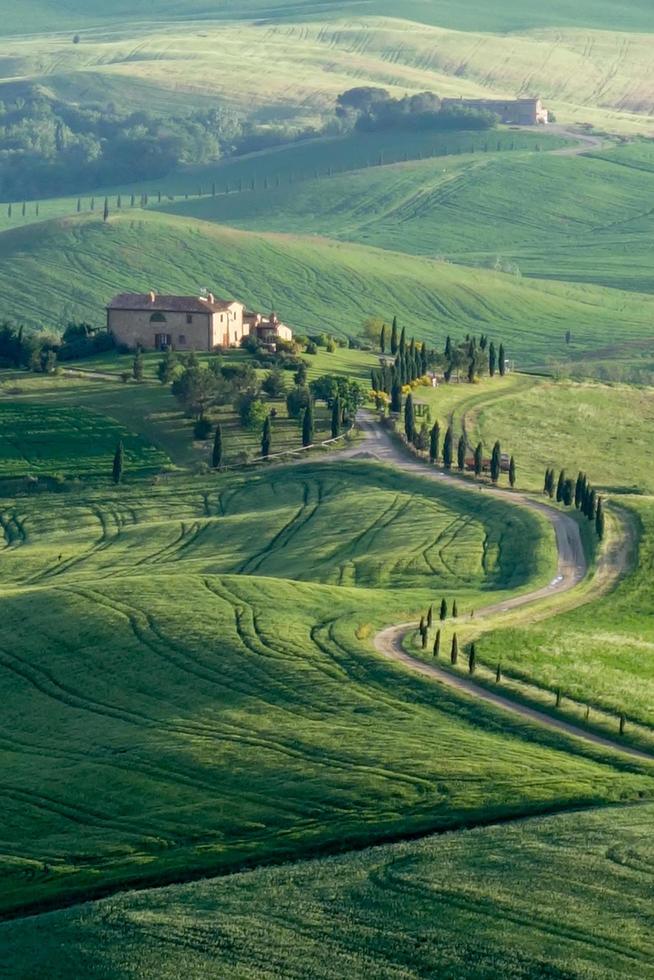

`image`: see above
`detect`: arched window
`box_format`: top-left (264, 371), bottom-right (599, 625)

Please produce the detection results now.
top-left (150, 312), bottom-right (167, 323)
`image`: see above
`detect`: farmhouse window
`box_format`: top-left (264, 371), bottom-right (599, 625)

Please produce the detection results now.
top-left (150, 312), bottom-right (167, 323)
top-left (154, 333), bottom-right (172, 349)
top-left (178, 334), bottom-right (187, 345)
top-left (186, 314), bottom-right (193, 324)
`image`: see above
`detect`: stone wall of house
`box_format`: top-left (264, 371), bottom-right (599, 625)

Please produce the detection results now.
top-left (108, 309), bottom-right (214, 350)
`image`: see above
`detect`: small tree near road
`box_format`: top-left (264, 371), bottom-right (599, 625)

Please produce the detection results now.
top-left (302, 403), bottom-right (314, 447)
top-left (212, 424), bottom-right (223, 468)
top-left (112, 441), bottom-right (124, 484)
top-left (261, 414), bottom-right (272, 457)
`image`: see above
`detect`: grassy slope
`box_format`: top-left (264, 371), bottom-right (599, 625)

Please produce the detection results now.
top-left (0, 401), bottom-right (169, 478)
top-left (2, 11), bottom-right (654, 133)
top-left (475, 496), bottom-right (654, 730)
top-left (3, 802), bottom-right (653, 979)
top-left (160, 145), bottom-right (654, 294)
top-left (2, 211), bottom-right (654, 368)
top-left (5, 460), bottom-right (635, 918)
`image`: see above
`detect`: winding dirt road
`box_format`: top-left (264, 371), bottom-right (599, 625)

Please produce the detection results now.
top-left (345, 414), bottom-right (653, 763)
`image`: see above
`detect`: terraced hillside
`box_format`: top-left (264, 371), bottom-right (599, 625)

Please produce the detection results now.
top-left (2, 210), bottom-right (654, 368)
top-left (3, 802), bottom-right (652, 979)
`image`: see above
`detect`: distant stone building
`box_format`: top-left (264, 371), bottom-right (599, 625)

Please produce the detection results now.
top-left (106, 291), bottom-right (292, 351)
top-left (441, 97), bottom-right (549, 125)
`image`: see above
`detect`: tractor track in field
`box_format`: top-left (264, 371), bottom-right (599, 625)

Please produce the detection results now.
top-left (341, 413), bottom-right (652, 764)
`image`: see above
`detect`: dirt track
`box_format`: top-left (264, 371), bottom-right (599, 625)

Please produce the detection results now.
top-left (345, 414), bottom-right (652, 763)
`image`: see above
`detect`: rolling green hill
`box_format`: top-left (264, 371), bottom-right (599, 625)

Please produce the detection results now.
top-left (6, 458), bottom-right (635, 919)
top-left (3, 802), bottom-right (652, 979)
top-left (159, 144), bottom-right (654, 293)
top-left (2, 210), bottom-right (654, 368)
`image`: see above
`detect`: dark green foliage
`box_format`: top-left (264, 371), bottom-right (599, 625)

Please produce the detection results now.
top-left (399, 325), bottom-right (406, 356)
top-left (452, 599), bottom-right (458, 618)
top-left (556, 469), bottom-right (565, 503)
top-left (433, 629), bottom-right (441, 657)
top-left (157, 349), bottom-right (179, 384)
top-left (562, 478), bottom-right (574, 507)
top-left (331, 397), bottom-right (341, 439)
top-left (390, 379), bottom-right (402, 413)
top-left (302, 403), bottom-right (314, 447)
top-left (103, 197), bottom-right (109, 222)
top-left (468, 643), bottom-right (476, 674)
top-left (193, 417), bottom-right (212, 440)
top-left (509, 455), bottom-right (516, 488)
top-left (488, 341), bottom-right (497, 377)
top-left (112, 441), bottom-right (124, 484)
top-left (620, 714), bottom-right (626, 735)
top-left (490, 441), bottom-right (501, 483)
top-left (404, 393), bottom-right (415, 443)
top-left (211, 424), bottom-right (223, 468)
top-left (457, 433), bottom-right (466, 471)
top-left (556, 688), bottom-right (562, 708)
top-left (286, 385), bottom-right (311, 420)
top-left (380, 323), bottom-right (386, 354)
top-left (474, 442), bottom-right (483, 477)
top-left (415, 421), bottom-right (429, 452)
top-left (499, 343), bottom-right (506, 376)
top-left (575, 472), bottom-right (586, 510)
top-left (261, 368), bottom-right (286, 398)
top-left (261, 414), bottom-right (272, 457)
top-left (429, 421), bottom-right (440, 463)
top-left (439, 598), bottom-right (447, 621)
top-left (390, 316), bottom-right (398, 356)
top-left (443, 424), bottom-right (454, 469)
top-left (596, 497), bottom-right (605, 539)
top-left (132, 348), bottom-right (144, 381)
top-left (495, 662), bottom-right (502, 683)
top-left (451, 633), bottom-right (458, 665)
top-left (427, 605), bottom-right (433, 628)
top-left (294, 361), bottom-right (308, 386)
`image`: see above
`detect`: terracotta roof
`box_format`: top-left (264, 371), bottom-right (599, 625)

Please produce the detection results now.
top-left (107, 293), bottom-right (240, 313)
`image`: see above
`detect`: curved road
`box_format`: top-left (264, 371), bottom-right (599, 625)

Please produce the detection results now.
top-left (344, 413), bottom-right (653, 764)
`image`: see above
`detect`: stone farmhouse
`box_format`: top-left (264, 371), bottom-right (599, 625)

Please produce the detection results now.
top-left (441, 97), bottom-right (549, 125)
top-left (106, 291), bottom-right (293, 351)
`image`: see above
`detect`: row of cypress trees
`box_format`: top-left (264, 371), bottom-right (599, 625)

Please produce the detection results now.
top-left (544, 467), bottom-right (605, 539)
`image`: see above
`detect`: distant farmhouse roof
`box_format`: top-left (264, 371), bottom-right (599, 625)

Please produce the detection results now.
top-left (107, 292), bottom-right (239, 314)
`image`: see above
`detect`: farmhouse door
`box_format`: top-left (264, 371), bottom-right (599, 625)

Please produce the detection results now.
top-left (155, 333), bottom-right (172, 349)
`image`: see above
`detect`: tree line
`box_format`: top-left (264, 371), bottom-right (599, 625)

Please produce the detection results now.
top-left (544, 467), bottom-right (605, 539)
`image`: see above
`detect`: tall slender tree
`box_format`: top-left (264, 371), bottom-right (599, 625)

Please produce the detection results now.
top-left (212, 423), bottom-right (223, 468)
top-left (399, 325), bottom-right (406, 356)
top-left (261, 414), bottom-right (272, 457)
top-left (452, 599), bottom-right (458, 618)
top-left (429, 421), bottom-right (440, 463)
top-left (439, 598), bottom-right (447, 621)
top-left (433, 629), bottom-right (441, 657)
top-left (468, 643), bottom-right (476, 674)
top-left (490, 441), bottom-right (501, 483)
top-left (103, 197), bottom-right (109, 222)
top-left (457, 433), bottom-right (466, 471)
top-left (450, 633), bottom-right (458, 665)
top-left (391, 379), bottom-right (402, 414)
top-left (509, 455), bottom-right (516, 488)
top-left (474, 442), bottom-right (483, 477)
top-left (595, 497), bottom-right (605, 539)
top-left (499, 343), bottom-right (506, 376)
top-left (488, 341), bottom-right (497, 377)
top-left (390, 316), bottom-right (398, 355)
top-left (302, 403), bottom-right (314, 447)
top-left (404, 393), bottom-right (415, 444)
top-left (331, 397), bottom-right (341, 439)
top-left (380, 323), bottom-right (386, 354)
top-left (112, 441), bottom-right (124, 485)
top-left (443, 424), bottom-right (454, 469)
top-left (132, 348), bottom-right (144, 381)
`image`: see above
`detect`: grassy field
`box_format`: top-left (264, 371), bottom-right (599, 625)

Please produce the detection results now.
top-left (2, 9), bottom-right (654, 134)
top-left (0, 402), bottom-right (168, 479)
top-left (2, 211), bottom-right (654, 370)
top-left (160, 144), bottom-right (654, 295)
top-left (10, 460), bottom-right (647, 919)
top-left (3, 801), bottom-right (653, 979)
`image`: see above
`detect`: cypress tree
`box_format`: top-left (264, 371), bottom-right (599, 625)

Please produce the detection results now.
top-left (457, 433), bottom-right (466, 471)
top-left (261, 414), bottom-right (272, 457)
top-left (556, 469), bottom-right (565, 503)
top-left (474, 442), bottom-right (483, 477)
top-left (452, 599), bottom-right (458, 618)
top-left (103, 197), bottom-right (109, 222)
top-left (419, 615), bottom-right (425, 634)
top-left (331, 397), bottom-right (341, 439)
top-left (587, 488), bottom-right (597, 520)
top-left (380, 323), bottom-right (386, 354)
top-left (90, 196), bottom-right (95, 211)
top-left (443, 425), bottom-right (454, 469)
top-left (619, 713), bottom-right (625, 735)
top-left (444, 335), bottom-right (452, 359)
top-left (488, 341), bottom-right (496, 377)
top-left (112, 441), bottom-right (124, 484)
top-left (450, 633), bottom-right (458, 665)
top-left (467, 359), bottom-right (475, 384)
top-left (563, 478), bottom-right (574, 507)
top-left (547, 468), bottom-right (555, 499)
top-left (490, 441), bottom-right (501, 483)
top-left (427, 605), bottom-right (433, 628)
top-left (555, 687), bottom-right (562, 708)
top-left (495, 662), bottom-right (502, 683)
top-left (468, 643), bottom-right (476, 674)
top-left (390, 316), bottom-right (398, 355)
top-left (433, 629), bottom-right (441, 657)
top-left (212, 424), bottom-right (223, 468)
top-left (509, 455), bottom-right (516, 488)
top-left (595, 497), bottom-right (605, 539)
top-left (132, 348), bottom-right (144, 381)
top-left (499, 343), bottom-right (506, 376)
top-left (421, 629), bottom-right (428, 650)
top-left (391, 379), bottom-right (402, 413)
top-left (399, 325), bottom-right (406, 356)
top-left (302, 403), bottom-right (314, 447)
top-left (574, 472), bottom-right (585, 510)
top-left (76, 198), bottom-right (81, 213)
top-left (404, 393), bottom-right (415, 443)
top-left (439, 598), bottom-right (447, 621)
top-left (429, 421), bottom-right (440, 463)
top-left (420, 341), bottom-right (428, 375)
